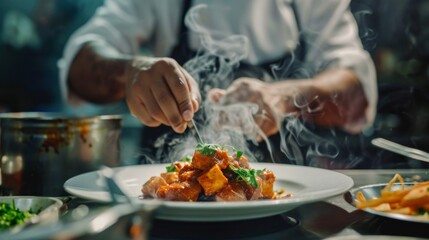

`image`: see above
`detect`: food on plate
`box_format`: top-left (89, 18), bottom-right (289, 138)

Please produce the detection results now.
top-left (141, 143), bottom-right (290, 201)
top-left (355, 173), bottom-right (429, 217)
top-left (0, 202), bottom-right (35, 230)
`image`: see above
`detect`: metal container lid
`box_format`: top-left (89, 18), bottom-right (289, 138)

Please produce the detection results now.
top-left (0, 112), bottom-right (122, 129)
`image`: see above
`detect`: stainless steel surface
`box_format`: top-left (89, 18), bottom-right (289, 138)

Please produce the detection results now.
top-left (0, 112), bottom-right (122, 196)
top-left (371, 138), bottom-right (429, 163)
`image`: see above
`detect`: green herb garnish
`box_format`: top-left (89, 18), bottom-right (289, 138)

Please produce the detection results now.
top-left (0, 202), bottom-right (35, 230)
top-left (236, 150), bottom-right (243, 159)
top-left (196, 143), bottom-right (220, 156)
top-left (256, 169), bottom-right (266, 175)
top-left (166, 155), bottom-right (193, 172)
top-left (230, 166), bottom-right (260, 188)
top-left (166, 164), bottom-right (176, 173)
top-left (180, 155), bottom-right (192, 162)
top-left (417, 207), bottom-right (428, 215)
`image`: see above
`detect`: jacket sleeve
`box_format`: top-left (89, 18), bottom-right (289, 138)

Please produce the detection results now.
top-left (295, 0), bottom-right (378, 131)
top-left (58, 0), bottom-right (155, 105)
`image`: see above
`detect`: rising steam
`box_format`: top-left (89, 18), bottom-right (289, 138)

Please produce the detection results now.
top-left (141, 3), bottom-right (368, 169)
top-left (183, 4), bottom-right (263, 161)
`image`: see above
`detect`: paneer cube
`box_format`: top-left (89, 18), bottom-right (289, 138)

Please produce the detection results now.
top-left (192, 149), bottom-right (230, 171)
top-left (215, 150), bottom-right (231, 169)
top-left (215, 182), bottom-right (247, 202)
top-left (160, 172), bottom-right (179, 184)
top-left (141, 176), bottom-right (168, 198)
top-left (179, 169), bottom-right (202, 182)
top-left (156, 180), bottom-right (202, 201)
top-left (197, 164), bottom-right (228, 196)
top-left (174, 161), bottom-right (191, 172)
top-left (191, 151), bottom-right (216, 170)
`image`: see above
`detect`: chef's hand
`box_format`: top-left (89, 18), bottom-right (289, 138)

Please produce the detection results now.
top-left (126, 57), bottom-right (200, 133)
top-left (208, 78), bottom-right (292, 140)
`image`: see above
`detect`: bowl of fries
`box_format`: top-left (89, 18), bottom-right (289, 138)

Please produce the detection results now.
top-left (346, 174), bottom-right (429, 223)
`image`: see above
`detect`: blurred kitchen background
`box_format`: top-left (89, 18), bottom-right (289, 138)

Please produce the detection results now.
top-left (0, 0), bottom-right (428, 168)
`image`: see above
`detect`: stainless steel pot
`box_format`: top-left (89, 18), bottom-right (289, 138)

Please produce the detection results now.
top-left (0, 112), bottom-right (122, 196)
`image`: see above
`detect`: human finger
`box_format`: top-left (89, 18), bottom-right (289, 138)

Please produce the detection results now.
top-left (126, 97), bottom-right (162, 127)
top-left (180, 68), bottom-right (201, 112)
top-left (256, 116), bottom-right (277, 139)
top-left (130, 71), bottom-right (170, 126)
top-left (163, 63), bottom-right (194, 122)
top-left (150, 76), bottom-right (184, 129)
top-left (255, 109), bottom-right (278, 141)
top-left (141, 90), bottom-right (171, 126)
top-left (207, 88), bottom-right (226, 103)
top-left (126, 71), bottom-right (170, 126)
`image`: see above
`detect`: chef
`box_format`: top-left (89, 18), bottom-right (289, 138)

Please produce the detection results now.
top-left (59, 0), bottom-right (377, 162)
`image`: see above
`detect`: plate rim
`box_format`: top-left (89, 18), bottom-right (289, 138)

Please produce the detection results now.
top-left (64, 163), bottom-right (354, 221)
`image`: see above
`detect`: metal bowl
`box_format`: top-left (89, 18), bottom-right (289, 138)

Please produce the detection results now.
top-left (0, 202), bottom-right (159, 240)
top-left (345, 182), bottom-right (429, 224)
top-left (0, 196), bottom-right (63, 235)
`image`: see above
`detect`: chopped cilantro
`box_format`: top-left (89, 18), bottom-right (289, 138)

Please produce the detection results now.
top-left (417, 207), bottom-right (428, 215)
top-left (165, 164), bottom-right (176, 173)
top-left (230, 165), bottom-right (259, 188)
top-left (256, 169), bottom-right (266, 175)
top-left (196, 143), bottom-right (220, 156)
top-left (166, 155), bottom-right (192, 172)
top-left (236, 150), bottom-right (243, 159)
top-left (0, 202), bottom-right (35, 230)
top-left (180, 155), bottom-right (192, 162)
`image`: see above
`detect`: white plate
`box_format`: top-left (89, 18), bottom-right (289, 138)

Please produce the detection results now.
top-left (64, 163), bottom-right (353, 221)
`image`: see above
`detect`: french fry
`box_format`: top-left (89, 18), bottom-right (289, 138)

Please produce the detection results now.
top-left (356, 174), bottom-right (429, 217)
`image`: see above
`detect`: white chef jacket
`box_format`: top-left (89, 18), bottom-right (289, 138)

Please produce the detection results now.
top-left (58, 0), bottom-right (377, 133)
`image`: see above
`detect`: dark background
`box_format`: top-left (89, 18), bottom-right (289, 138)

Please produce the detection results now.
top-left (0, 0), bottom-right (428, 168)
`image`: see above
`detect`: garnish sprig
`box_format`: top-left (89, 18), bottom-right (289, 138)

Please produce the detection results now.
top-left (196, 143), bottom-right (221, 156)
top-left (230, 166), bottom-right (265, 188)
top-left (166, 155), bottom-right (192, 172)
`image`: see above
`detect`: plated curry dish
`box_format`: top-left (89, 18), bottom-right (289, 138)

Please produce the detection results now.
top-left (141, 143), bottom-right (290, 202)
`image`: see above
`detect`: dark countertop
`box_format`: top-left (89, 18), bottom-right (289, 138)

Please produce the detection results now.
top-left (3, 169), bottom-right (429, 240)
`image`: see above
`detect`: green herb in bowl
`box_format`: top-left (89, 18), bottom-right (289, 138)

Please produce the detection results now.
top-left (0, 202), bottom-right (35, 230)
